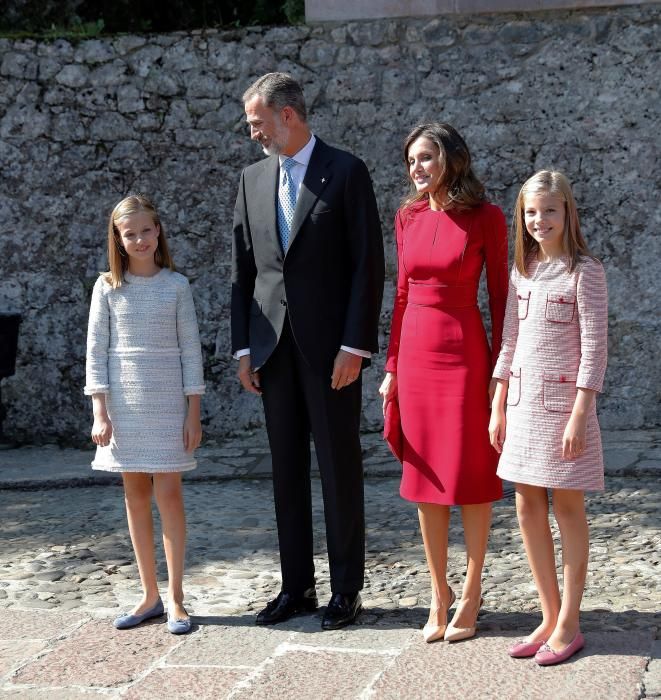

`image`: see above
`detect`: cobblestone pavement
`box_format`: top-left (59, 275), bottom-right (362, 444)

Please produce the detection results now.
top-left (0, 429), bottom-right (659, 698)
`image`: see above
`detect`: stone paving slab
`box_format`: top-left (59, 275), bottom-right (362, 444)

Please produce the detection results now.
top-left (0, 689), bottom-right (107, 698)
top-left (370, 630), bottom-right (652, 700)
top-left (0, 641), bottom-right (46, 679)
top-left (231, 647), bottom-right (393, 700)
top-left (124, 667), bottom-right (249, 700)
top-left (165, 621), bottom-right (294, 667)
top-left (11, 619), bottom-right (178, 689)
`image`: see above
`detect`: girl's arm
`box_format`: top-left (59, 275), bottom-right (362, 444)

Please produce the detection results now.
top-left (183, 394), bottom-right (202, 452)
top-left (85, 277), bottom-right (112, 445)
top-left (177, 279), bottom-right (205, 451)
top-left (576, 259), bottom-right (608, 392)
top-left (177, 279), bottom-right (206, 396)
top-left (84, 277), bottom-right (111, 396)
top-left (492, 269), bottom-right (520, 382)
top-left (380, 210), bottom-right (408, 411)
top-left (91, 393), bottom-right (112, 446)
top-left (488, 378), bottom-right (509, 453)
top-left (562, 259), bottom-right (608, 460)
top-left (562, 388), bottom-right (596, 460)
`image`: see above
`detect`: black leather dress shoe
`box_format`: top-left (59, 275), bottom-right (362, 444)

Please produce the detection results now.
top-left (255, 587), bottom-right (318, 625)
top-left (321, 592), bottom-right (362, 631)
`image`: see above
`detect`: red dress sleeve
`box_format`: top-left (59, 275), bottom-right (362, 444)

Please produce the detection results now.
top-left (385, 209), bottom-right (408, 373)
top-left (483, 205), bottom-right (509, 367)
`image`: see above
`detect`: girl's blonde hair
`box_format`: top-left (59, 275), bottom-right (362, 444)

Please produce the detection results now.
top-left (105, 194), bottom-right (175, 288)
top-left (401, 123), bottom-right (485, 211)
top-left (514, 170), bottom-right (593, 276)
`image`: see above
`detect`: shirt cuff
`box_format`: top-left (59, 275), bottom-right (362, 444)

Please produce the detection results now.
top-left (341, 345), bottom-right (371, 359)
top-left (233, 348), bottom-right (250, 360)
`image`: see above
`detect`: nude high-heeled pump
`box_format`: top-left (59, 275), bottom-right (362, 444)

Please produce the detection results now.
top-left (422, 588), bottom-right (456, 643)
top-left (443, 596), bottom-right (483, 642)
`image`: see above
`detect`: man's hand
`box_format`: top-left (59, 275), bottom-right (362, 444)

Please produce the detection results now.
top-left (331, 350), bottom-right (362, 390)
top-left (238, 354), bottom-right (262, 395)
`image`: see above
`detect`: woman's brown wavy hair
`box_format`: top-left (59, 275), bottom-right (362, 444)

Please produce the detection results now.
top-left (401, 123), bottom-right (485, 211)
top-left (514, 170), bottom-right (593, 277)
top-left (104, 194), bottom-right (175, 288)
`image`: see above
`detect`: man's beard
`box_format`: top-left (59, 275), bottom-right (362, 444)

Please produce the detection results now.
top-left (261, 118), bottom-right (288, 156)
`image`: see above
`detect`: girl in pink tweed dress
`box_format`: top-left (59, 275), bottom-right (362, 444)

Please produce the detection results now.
top-left (489, 171), bottom-right (608, 666)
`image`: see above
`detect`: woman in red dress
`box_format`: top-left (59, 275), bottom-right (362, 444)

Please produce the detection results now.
top-left (380, 123), bottom-right (508, 643)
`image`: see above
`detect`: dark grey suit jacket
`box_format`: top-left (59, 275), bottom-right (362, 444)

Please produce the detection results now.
top-left (231, 137), bottom-right (385, 374)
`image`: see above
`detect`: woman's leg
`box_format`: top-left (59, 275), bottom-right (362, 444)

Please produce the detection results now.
top-left (449, 502), bottom-right (491, 628)
top-left (418, 503), bottom-right (452, 625)
top-left (546, 488), bottom-right (588, 649)
top-left (153, 472), bottom-right (188, 619)
top-left (516, 483), bottom-right (561, 642)
top-left (122, 472), bottom-right (160, 613)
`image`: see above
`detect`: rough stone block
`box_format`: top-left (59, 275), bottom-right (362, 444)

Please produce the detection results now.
top-left (55, 65), bottom-right (89, 88)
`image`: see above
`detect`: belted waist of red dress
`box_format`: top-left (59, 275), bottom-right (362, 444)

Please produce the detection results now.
top-left (407, 282), bottom-right (477, 308)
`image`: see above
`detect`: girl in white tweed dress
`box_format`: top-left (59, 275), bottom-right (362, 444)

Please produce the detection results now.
top-left (489, 172), bottom-right (608, 666)
top-left (85, 195), bottom-right (205, 634)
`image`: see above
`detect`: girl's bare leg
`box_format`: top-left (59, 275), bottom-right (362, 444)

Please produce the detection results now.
top-left (516, 483), bottom-right (561, 642)
top-left (122, 472), bottom-right (160, 613)
top-left (546, 488), bottom-right (588, 649)
top-left (154, 472), bottom-right (188, 619)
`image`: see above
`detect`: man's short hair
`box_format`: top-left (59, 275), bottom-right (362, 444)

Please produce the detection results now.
top-left (242, 72), bottom-right (307, 122)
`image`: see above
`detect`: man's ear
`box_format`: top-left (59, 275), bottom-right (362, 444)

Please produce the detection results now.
top-left (281, 106), bottom-right (295, 124)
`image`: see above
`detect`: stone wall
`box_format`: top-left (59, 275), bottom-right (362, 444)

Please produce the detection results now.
top-left (0, 3), bottom-right (659, 445)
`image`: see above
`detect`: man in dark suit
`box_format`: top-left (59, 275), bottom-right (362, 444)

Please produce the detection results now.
top-left (231, 73), bottom-right (384, 630)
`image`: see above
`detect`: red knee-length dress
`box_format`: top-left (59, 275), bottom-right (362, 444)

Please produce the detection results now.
top-left (385, 200), bottom-right (509, 505)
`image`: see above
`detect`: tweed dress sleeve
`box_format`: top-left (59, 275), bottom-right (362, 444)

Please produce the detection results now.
top-left (492, 267), bottom-right (520, 381)
top-left (176, 278), bottom-right (206, 395)
top-left (576, 258), bottom-right (608, 392)
top-left (385, 209), bottom-right (408, 373)
top-left (84, 276), bottom-right (110, 395)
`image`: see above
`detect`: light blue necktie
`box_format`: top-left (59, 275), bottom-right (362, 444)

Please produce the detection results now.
top-left (277, 157), bottom-right (297, 251)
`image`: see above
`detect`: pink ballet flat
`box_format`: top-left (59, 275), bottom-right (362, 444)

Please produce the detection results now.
top-left (535, 632), bottom-right (585, 666)
top-left (508, 638), bottom-right (545, 658)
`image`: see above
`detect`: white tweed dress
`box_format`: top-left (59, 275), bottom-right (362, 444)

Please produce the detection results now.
top-left (492, 256), bottom-right (608, 491)
top-left (84, 269), bottom-right (205, 473)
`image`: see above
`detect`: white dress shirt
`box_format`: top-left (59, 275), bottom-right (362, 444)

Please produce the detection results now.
top-left (234, 134), bottom-right (371, 361)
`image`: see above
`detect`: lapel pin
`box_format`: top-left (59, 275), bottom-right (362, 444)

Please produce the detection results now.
top-left (321, 177), bottom-right (326, 183)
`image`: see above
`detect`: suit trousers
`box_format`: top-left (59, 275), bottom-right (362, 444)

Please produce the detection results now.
top-left (259, 318), bottom-right (365, 594)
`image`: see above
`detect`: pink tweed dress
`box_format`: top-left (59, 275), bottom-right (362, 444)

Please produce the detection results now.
top-left (493, 256), bottom-right (608, 490)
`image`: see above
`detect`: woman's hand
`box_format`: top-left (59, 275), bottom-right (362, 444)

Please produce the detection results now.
top-left (378, 372), bottom-right (398, 414)
top-left (488, 408), bottom-right (506, 454)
